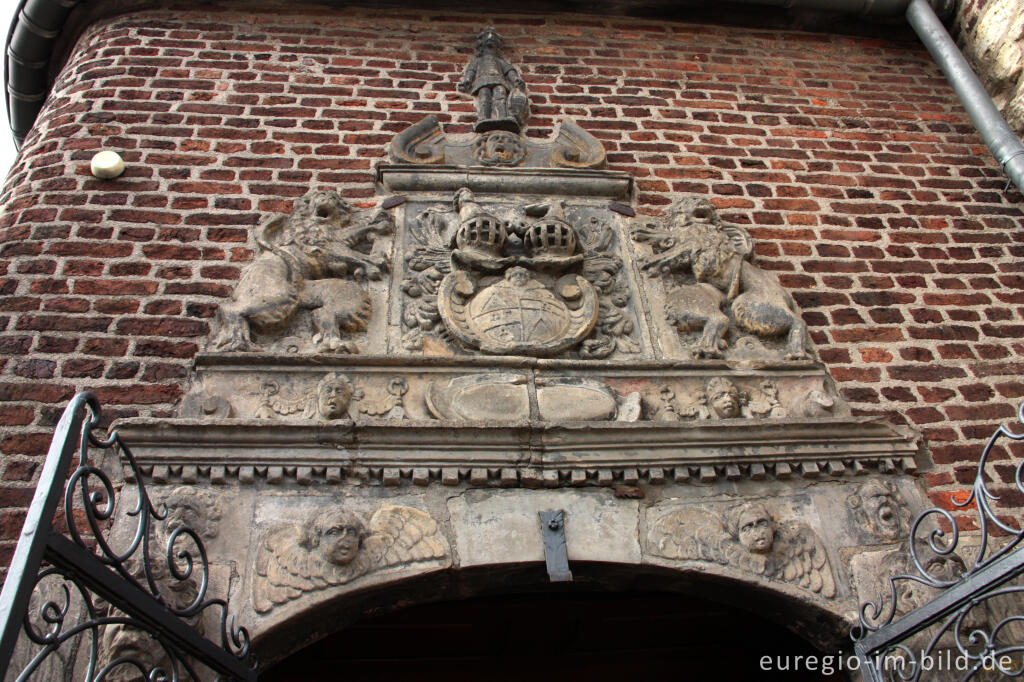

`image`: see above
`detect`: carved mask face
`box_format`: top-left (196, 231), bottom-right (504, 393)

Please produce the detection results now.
top-left (506, 267), bottom-right (530, 287)
top-left (710, 387), bottom-right (740, 419)
top-left (737, 509), bottom-right (775, 554)
top-left (164, 501), bottom-right (202, 535)
top-left (688, 202), bottom-right (715, 225)
top-left (318, 378), bottom-right (353, 420)
top-left (322, 523), bottom-right (362, 565)
top-left (865, 485), bottom-right (901, 538)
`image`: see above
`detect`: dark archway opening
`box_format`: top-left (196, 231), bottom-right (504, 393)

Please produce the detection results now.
top-left (261, 589), bottom-right (847, 681)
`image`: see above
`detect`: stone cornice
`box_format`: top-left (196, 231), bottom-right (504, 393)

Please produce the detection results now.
top-left (113, 414), bottom-right (920, 486)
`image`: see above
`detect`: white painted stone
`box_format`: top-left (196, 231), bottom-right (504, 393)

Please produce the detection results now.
top-left (448, 488), bottom-right (641, 567)
top-left (90, 150), bottom-right (125, 179)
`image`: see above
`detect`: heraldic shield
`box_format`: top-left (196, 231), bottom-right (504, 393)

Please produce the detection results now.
top-left (399, 185), bottom-right (634, 359)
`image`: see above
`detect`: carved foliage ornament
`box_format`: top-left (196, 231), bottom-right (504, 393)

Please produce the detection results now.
top-left (650, 502), bottom-right (836, 599)
top-left (632, 198), bottom-right (808, 361)
top-left (403, 188), bottom-right (638, 358)
top-left (209, 190), bottom-right (393, 354)
top-left (253, 504), bottom-right (450, 613)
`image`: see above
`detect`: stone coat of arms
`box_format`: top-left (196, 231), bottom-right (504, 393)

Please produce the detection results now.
top-left (405, 188), bottom-right (622, 357)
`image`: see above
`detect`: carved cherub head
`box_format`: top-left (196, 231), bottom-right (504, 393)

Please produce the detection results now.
top-left (730, 503), bottom-right (776, 555)
top-left (706, 377), bottom-right (743, 419)
top-left (475, 27), bottom-right (503, 56)
top-left (849, 480), bottom-right (906, 540)
top-left (316, 373), bottom-right (356, 420)
top-left (304, 508), bottom-right (368, 566)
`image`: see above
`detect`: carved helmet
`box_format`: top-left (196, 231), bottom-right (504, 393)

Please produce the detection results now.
top-left (522, 200), bottom-right (578, 258)
top-left (454, 188), bottom-right (507, 258)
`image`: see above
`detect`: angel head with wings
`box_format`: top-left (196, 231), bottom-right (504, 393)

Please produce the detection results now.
top-left (728, 502), bottom-right (776, 555)
top-left (303, 508), bottom-right (368, 567)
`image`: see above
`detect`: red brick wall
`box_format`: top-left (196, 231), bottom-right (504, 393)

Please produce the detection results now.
top-left (0, 6), bottom-right (1021, 561)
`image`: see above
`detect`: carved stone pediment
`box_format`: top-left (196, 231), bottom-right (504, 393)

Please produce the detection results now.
top-left (390, 116), bottom-right (607, 170)
top-left (142, 27), bottom-right (917, 495)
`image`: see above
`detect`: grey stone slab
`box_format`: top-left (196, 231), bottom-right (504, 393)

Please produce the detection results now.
top-left (448, 489), bottom-right (641, 566)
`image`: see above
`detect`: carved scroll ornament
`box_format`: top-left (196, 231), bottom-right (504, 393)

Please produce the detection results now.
top-left (253, 504), bottom-right (449, 613)
top-left (389, 116), bottom-right (606, 169)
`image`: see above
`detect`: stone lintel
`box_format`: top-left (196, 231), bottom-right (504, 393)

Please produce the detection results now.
top-left (194, 352), bottom-right (821, 373)
top-left (376, 164), bottom-right (633, 199)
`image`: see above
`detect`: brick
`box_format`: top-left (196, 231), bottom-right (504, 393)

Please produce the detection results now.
top-left (888, 366), bottom-right (968, 382)
top-left (114, 317), bottom-right (208, 337)
top-left (106, 361), bottom-right (140, 379)
top-left (0, 384), bottom-right (74, 403)
top-left (14, 360), bottom-right (56, 379)
top-left (831, 328), bottom-right (904, 343)
top-left (0, 407), bottom-right (35, 426)
top-left (61, 359), bottom-right (106, 378)
top-left (0, 434), bottom-right (52, 456)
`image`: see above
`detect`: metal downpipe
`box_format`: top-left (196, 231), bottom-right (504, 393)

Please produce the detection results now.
top-left (906, 0), bottom-right (1024, 193)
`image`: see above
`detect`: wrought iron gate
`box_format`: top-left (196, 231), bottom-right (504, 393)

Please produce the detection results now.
top-left (0, 392), bottom-right (255, 681)
top-left (853, 404), bottom-right (1024, 681)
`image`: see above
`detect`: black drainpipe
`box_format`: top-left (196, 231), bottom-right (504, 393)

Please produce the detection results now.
top-left (5, 0), bottom-right (81, 149)
top-left (5, 0), bottom-right (1024, 194)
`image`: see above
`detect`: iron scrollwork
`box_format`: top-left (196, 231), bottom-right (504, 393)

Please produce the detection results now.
top-left (852, 403), bottom-right (1024, 681)
top-left (0, 392), bottom-right (255, 681)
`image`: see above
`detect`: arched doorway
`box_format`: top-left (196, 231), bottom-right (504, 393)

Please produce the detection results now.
top-left (261, 586), bottom-right (847, 681)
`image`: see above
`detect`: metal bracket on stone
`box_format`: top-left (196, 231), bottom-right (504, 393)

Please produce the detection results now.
top-left (539, 509), bottom-right (573, 582)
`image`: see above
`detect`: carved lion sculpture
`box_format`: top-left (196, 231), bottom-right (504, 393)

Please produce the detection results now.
top-left (210, 190), bottom-right (393, 353)
top-left (633, 198), bottom-right (807, 360)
